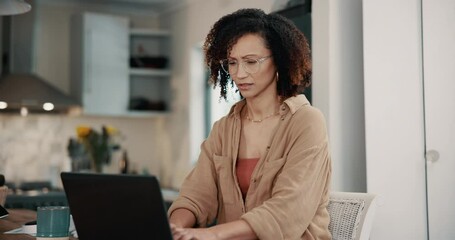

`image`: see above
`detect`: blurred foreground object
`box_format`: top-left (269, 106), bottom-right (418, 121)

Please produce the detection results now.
top-left (0, 174), bottom-right (8, 206)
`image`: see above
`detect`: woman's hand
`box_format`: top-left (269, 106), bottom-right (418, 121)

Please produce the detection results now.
top-left (171, 223), bottom-right (219, 240)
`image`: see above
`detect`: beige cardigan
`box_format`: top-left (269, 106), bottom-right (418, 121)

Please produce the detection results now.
top-left (168, 95), bottom-right (332, 240)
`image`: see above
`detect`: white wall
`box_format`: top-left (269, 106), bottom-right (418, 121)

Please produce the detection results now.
top-left (363, 0), bottom-right (428, 239)
top-left (312, 0), bottom-right (367, 192)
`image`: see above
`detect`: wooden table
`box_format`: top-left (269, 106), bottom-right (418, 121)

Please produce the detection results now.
top-left (0, 209), bottom-right (76, 240)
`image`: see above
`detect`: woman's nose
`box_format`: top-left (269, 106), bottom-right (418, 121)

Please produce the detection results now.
top-left (235, 63), bottom-right (249, 78)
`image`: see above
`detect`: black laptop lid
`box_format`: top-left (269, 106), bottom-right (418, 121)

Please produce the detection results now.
top-left (61, 172), bottom-right (173, 240)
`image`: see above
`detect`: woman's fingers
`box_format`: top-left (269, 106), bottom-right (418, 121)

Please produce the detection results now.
top-left (171, 225), bottom-right (195, 240)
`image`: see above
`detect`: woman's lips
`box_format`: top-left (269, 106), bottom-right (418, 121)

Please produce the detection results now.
top-left (236, 83), bottom-right (253, 91)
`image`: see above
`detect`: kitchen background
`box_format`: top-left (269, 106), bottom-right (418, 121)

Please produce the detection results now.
top-left (2, 0), bottom-right (454, 239)
top-left (0, 0), bottom-right (277, 190)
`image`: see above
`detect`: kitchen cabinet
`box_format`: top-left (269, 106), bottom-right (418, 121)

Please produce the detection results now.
top-left (364, 0), bottom-right (455, 239)
top-left (70, 12), bottom-right (130, 116)
top-left (70, 12), bottom-right (171, 116)
top-left (422, 0), bottom-right (455, 238)
top-left (128, 28), bottom-right (171, 116)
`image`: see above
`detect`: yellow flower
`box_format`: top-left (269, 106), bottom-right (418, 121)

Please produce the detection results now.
top-left (72, 125), bottom-right (121, 173)
top-left (105, 126), bottom-right (118, 136)
top-left (76, 125), bottom-right (91, 139)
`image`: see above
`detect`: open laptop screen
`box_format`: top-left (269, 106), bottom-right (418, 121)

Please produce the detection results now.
top-left (61, 172), bottom-right (173, 240)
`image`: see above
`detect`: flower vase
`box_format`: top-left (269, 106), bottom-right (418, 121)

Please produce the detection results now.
top-left (91, 159), bottom-right (103, 173)
top-left (102, 150), bottom-right (121, 174)
top-left (87, 154), bottom-right (102, 173)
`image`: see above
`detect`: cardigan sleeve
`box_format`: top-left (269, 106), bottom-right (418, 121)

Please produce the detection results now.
top-left (167, 119), bottom-right (223, 227)
top-left (241, 107), bottom-right (332, 239)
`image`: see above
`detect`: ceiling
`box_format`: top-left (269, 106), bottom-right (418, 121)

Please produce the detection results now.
top-left (38, 0), bottom-right (185, 14)
top-left (68, 0), bottom-right (182, 7)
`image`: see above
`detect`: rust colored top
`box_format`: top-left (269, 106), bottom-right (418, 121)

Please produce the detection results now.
top-left (236, 158), bottom-right (260, 199)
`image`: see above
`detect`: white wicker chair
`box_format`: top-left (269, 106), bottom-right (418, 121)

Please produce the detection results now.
top-left (327, 192), bottom-right (378, 240)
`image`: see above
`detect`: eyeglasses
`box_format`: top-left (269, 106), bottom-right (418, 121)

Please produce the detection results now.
top-left (220, 56), bottom-right (272, 75)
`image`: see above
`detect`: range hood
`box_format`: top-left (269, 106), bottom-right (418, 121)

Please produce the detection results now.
top-left (0, 1), bottom-right (80, 114)
top-left (0, 74), bottom-right (80, 114)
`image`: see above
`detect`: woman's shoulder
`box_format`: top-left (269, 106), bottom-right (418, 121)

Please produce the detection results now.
top-left (285, 95), bottom-right (325, 122)
top-left (285, 95), bottom-right (328, 141)
top-left (295, 104), bottom-right (325, 124)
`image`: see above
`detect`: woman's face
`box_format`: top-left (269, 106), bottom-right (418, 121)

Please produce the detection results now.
top-left (228, 34), bottom-right (277, 100)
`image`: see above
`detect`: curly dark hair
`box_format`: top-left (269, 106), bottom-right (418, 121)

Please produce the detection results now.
top-left (203, 8), bottom-right (312, 101)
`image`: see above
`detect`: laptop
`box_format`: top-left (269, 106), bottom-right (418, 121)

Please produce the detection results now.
top-left (61, 172), bottom-right (173, 240)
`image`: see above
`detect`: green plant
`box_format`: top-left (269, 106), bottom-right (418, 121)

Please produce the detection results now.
top-left (70, 125), bottom-right (120, 173)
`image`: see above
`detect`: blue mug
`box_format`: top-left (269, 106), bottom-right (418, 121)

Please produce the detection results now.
top-left (36, 206), bottom-right (70, 238)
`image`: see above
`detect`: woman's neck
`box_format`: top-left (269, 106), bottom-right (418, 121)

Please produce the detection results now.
top-left (244, 95), bottom-right (281, 120)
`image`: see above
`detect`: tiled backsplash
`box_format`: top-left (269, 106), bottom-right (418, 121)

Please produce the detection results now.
top-left (0, 114), bottom-right (166, 189)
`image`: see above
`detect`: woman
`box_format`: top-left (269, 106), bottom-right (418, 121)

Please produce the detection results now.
top-left (169, 8), bottom-right (332, 240)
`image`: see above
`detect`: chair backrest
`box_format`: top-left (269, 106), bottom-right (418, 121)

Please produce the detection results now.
top-left (327, 191), bottom-right (378, 240)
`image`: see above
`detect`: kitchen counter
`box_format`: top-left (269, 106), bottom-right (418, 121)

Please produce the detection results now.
top-left (5, 191), bottom-right (67, 210)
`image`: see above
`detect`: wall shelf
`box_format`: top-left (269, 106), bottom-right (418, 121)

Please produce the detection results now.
top-left (130, 28), bottom-right (170, 36)
top-left (129, 68), bottom-right (171, 77)
top-left (71, 13), bottom-right (172, 116)
top-left (129, 27), bottom-right (171, 113)
top-left (126, 110), bottom-right (170, 117)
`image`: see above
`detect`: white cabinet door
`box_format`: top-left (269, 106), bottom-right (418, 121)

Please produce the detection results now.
top-left (363, 1), bottom-right (428, 239)
top-left (423, 0), bottom-right (455, 239)
top-left (81, 13), bottom-right (129, 115)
